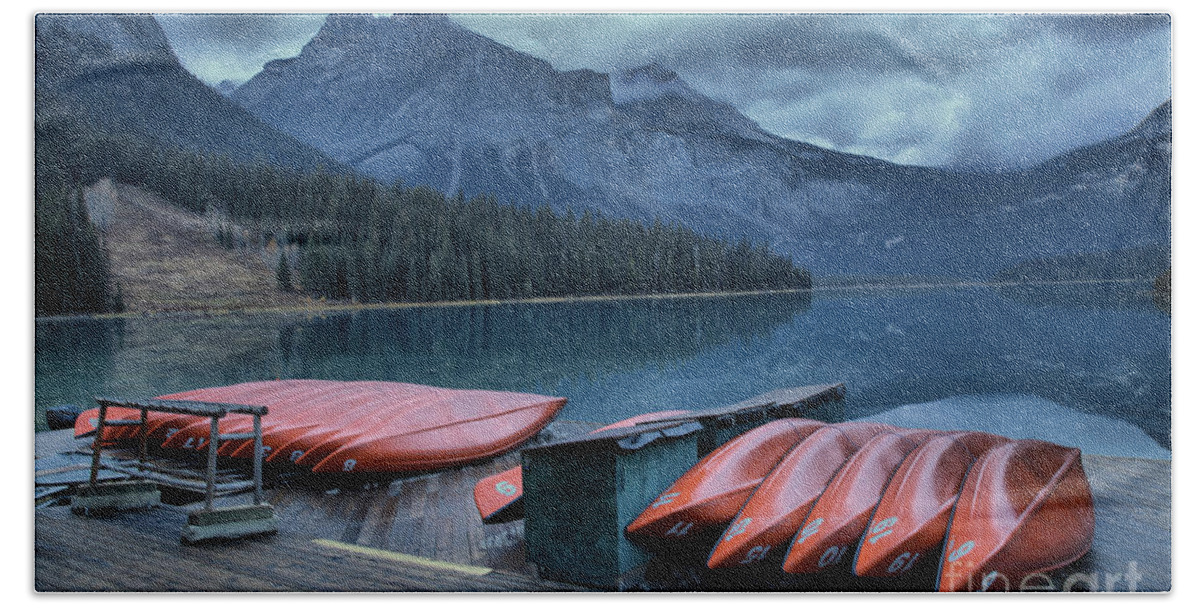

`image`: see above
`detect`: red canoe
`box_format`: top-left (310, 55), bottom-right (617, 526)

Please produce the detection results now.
top-left (286, 387), bottom-right (478, 469)
top-left (781, 429), bottom-right (938, 574)
top-left (74, 405), bottom-right (147, 442)
top-left (625, 418), bottom-right (827, 544)
top-left (853, 431), bottom-right (1008, 579)
top-left (78, 380), bottom-right (565, 474)
top-left (229, 383), bottom-right (444, 461)
top-left (706, 422), bottom-right (895, 569)
top-left (158, 380), bottom-right (391, 453)
top-left (77, 380), bottom-right (337, 446)
top-left (474, 409), bottom-right (692, 524)
top-left (936, 440), bottom-right (1094, 592)
top-left (306, 388), bottom-right (567, 473)
top-left (214, 381), bottom-right (411, 457)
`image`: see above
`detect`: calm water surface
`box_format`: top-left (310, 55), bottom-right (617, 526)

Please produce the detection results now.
top-left (35, 282), bottom-right (1170, 455)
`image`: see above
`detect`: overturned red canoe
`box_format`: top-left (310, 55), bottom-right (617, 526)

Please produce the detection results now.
top-left (936, 440), bottom-right (1094, 592)
top-left (853, 431), bottom-right (1008, 579)
top-left (159, 380), bottom-right (391, 453)
top-left (74, 380), bottom-right (342, 447)
top-left (79, 379), bottom-right (566, 474)
top-left (230, 382), bottom-right (443, 461)
top-left (474, 409), bottom-right (693, 524)
top-left (625, 418), bottom-right (827, 545)
top-left (782, 429), bottom-right (938, 574)
top-left (74, 405), bottom-right (146, 442)
top-left (706, 422), bottom-right (896, 569)
top-left (307, 388), bottom-right (567, 473)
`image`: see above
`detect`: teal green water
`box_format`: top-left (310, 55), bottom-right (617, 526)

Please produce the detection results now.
top-left (35, 283), bottom-right (1170, 454)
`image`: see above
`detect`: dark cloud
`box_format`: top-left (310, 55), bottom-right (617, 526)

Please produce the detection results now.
top-left (658, 15), bottom-right (947, 79)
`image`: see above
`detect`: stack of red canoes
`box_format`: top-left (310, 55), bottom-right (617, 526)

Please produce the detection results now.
top-left (625, 419), bottom-right (1094, 592)
top-left (73, 379), bottom-right (566, 474)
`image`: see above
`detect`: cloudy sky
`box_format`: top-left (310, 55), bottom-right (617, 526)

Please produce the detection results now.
top-left (155, 12), bottom-right (1171, 171)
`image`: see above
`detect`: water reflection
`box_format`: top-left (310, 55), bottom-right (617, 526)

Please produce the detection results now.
top-left (807, 284), bottom-right (1170, 450)
top-left (33, 283), bottom-right (1168, 456)
top-left (279, 291), bottom-right (811, 395)
top-left (34, 318), bottom-right (125, 424)
top-left (33, 291), bottom-right (811, 429)
top-left (991, 280), bottom-right (1162, 312)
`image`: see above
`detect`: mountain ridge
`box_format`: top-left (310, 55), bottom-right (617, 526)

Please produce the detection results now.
top-left (35, 14), bottom-right (346, 173)
top-left (40, 13), bottom-right (1169, 281)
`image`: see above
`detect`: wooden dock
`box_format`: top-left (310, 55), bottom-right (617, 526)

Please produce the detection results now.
top-left (35, 421), bottom-right (595, 592)
top-left (34, 419), bottom-right (1170, 592)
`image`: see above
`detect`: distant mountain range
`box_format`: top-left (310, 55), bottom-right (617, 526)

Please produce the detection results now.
top-left (36, 14), bottom-right (1171, 279)
top-left (35, 14), bottom-right (343, 172)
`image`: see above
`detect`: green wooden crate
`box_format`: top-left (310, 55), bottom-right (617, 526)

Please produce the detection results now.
top-left (523, 421), bottom-right (702, 589)
top-left (521, 384), bottom-right (846, 589)
top-left (691, 383), bottom-right (847, 456)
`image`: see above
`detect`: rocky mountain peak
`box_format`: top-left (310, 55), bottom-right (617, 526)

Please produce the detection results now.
top-left (36, 14), bottom-right (179, 86)
top-left (1126, 99), bottom-right (1172, 141)
top-left (611, 61), bottom-right (701, 104)
top-left (214, 79), bottom-right (240, 97)
top-left (302, 13), bottom-right (485, 63)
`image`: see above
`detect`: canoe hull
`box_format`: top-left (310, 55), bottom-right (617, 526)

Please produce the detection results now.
top-left (937, 441), bottom-right (1094, 592)
top-left (74, 379), bottom-right (566, 475)
top-left (782, 431), bottom-right (933, 574)
top-left (853, 432), bottom-right (1007, 579)
top-left (706, 422), bottom-right (895, 569)
top-left (625, 418), bottom-right (827, 546)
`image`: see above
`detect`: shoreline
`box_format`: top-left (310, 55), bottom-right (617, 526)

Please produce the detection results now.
top-left (32, 276), bottom-right (1154, 323)
top-left (33, 287), bottom-right (815, 323)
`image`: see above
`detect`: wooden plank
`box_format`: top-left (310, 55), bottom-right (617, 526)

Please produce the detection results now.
top-left (418, 472), bottom-right (443, 559)
top-left (96, 396), bottom-right (268, 417)
top-left (313, 539), bottom-right (493, 576)
top-left (1071, 454), bottom-right (1171, 592)
top-left (639, 383), bottom-right (847, 423)
top-left (528, 419), bottom-right (702, 453)
top-left (34, 507), bottom-right (578, 592)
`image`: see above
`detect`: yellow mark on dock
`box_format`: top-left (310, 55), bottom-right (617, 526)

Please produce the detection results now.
top-left (312, 539), bottom-right (493, 576)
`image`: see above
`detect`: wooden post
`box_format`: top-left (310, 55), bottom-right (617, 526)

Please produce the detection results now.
top-left (252, 413), bottom-right (264, 505)
top-left (88, 400), bottom-right (108, 486)
top-left (137, 406), bottom-right (149, 467)
top-left (205, 415), bottom-right (219, 511)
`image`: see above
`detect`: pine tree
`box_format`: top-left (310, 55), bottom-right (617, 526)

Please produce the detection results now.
top-left (276, 250), bottom-right (293, 292)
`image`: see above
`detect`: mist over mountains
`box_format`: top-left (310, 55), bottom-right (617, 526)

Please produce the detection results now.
top-left (38, 13), bottom-right (1170, 280)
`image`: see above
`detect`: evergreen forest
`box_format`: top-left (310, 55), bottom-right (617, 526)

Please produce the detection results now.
top-left (35, 108), bottom-right (812, 315)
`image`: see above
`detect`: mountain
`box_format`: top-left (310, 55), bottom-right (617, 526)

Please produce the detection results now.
top-left (35, 14), bottom-right (343, 172)
top-left (214, 80), bottom-right (241, 97)
top-left (230, 14), bottom-right (1167, 278)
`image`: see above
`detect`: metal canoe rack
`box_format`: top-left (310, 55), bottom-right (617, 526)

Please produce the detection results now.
top-left (73, 396), bottom-right (279, 543)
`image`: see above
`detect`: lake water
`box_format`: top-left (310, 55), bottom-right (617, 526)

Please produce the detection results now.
top-left (34, 282), bottom-right (1171, 458)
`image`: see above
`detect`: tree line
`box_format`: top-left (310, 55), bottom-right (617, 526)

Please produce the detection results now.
top-left (35, 111), bottom-right (123, 316)
top-left (35, 109), bottom-right (812, 313)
